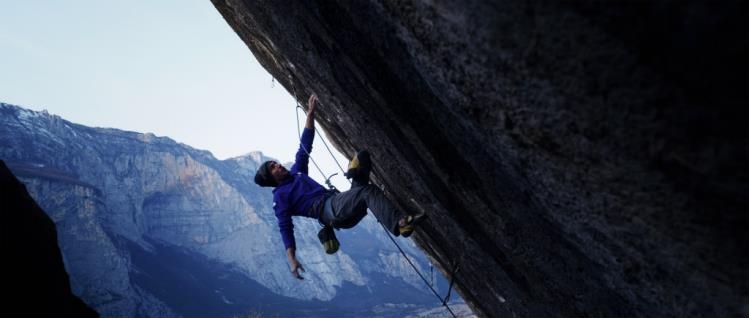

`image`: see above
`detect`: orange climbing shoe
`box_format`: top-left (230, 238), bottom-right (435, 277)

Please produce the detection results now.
top-left (398, 210), bottom-right (426, 238)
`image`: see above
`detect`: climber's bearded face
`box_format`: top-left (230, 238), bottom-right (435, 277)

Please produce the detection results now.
top-left (269, 161), bottom-right (289, 183)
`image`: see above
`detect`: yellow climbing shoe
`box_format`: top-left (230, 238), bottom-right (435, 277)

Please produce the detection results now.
top-left (345, 150), bottom-right (371, 186)
top-left (318, 226), bottom-right (339, 254)
top-left (348, 156), bottom-right (360, 171)
top-left (399, 211), bottom-right (426, 238)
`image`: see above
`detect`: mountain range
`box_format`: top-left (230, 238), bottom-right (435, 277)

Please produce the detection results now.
top-left (0, 102), bottom-right (471, 317)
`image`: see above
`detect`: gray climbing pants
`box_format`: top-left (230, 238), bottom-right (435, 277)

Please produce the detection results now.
top-left (320, 184), bottom-right (404, 235)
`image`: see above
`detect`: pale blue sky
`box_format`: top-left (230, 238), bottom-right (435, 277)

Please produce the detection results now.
top-left (0, 0), bottom-right (349, 188)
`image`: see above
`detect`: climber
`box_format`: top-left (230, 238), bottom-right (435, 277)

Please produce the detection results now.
top-left (253, 93), bottom-right (425, 280)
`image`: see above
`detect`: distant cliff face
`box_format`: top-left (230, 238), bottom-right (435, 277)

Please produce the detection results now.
top-left (210, 1), bottom-right (747, 317)
top-left (0, 103), bottom-right (457, 317)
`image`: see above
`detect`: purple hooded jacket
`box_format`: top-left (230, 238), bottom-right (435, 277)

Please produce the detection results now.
top-left (272, 128), bottom-right (327, 250)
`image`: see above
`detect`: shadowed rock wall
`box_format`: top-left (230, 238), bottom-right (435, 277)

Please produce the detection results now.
top-left (210, 1), bottom-right (747, 317)
top-left (1, 160), bottom-right (99, 317)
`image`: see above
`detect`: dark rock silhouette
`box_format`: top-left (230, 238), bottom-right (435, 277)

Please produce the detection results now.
top-left (0, 160), bottom-right (98, 317)
top-left (211, 1), bottom-right (747, 317)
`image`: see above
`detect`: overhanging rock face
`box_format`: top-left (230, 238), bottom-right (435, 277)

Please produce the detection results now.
top-left (211, 1), bottom-right (747, 317)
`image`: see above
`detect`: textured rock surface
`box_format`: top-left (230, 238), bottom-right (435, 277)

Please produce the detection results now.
top-left (211, 1), bottom-right (747, 317)
top-left (1, 160), bottom-right (99, 317)
top-left (0, 103), bottom-right (449, 317)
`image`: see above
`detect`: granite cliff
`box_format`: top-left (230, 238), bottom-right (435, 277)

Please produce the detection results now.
top-left (211, 1), bottom-right (747, 317)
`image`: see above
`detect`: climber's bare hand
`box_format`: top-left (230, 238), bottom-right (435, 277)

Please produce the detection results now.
top-left (291, 261), bottom-right (305, 280)
top-left (307, 93), bottom-right (318, 114)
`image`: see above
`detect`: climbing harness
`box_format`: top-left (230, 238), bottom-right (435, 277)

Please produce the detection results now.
top-left (287, 77), bottom-right (460, 318)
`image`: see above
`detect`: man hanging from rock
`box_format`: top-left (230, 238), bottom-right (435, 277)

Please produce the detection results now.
top-left (253, 93), bottom-right (425, 280)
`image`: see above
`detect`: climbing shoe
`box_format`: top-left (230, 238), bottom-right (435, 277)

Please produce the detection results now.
top-left (398, 210), bottom-right (427, 238)
top-left (344, 150), bottom-right (371, 187)
top-left (317, 226), bottom-right (340, 254)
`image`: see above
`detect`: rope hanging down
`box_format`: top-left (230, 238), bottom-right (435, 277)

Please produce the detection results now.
top-left (287, 79), bottom-right (460, 318)
top-left (379, 222), bottom-right (460, 318)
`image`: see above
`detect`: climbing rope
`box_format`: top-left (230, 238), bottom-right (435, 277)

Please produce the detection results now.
top-left (293, 104), bottom-right (330, 178)
top-left (378, 222), bottom-right (460, 318)
top-left (286, 78), bottom-right (461, 317)
top-left (289, 77), bottom-right (346, 191)
top-left (294, 105), bottom-right (342, 191)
